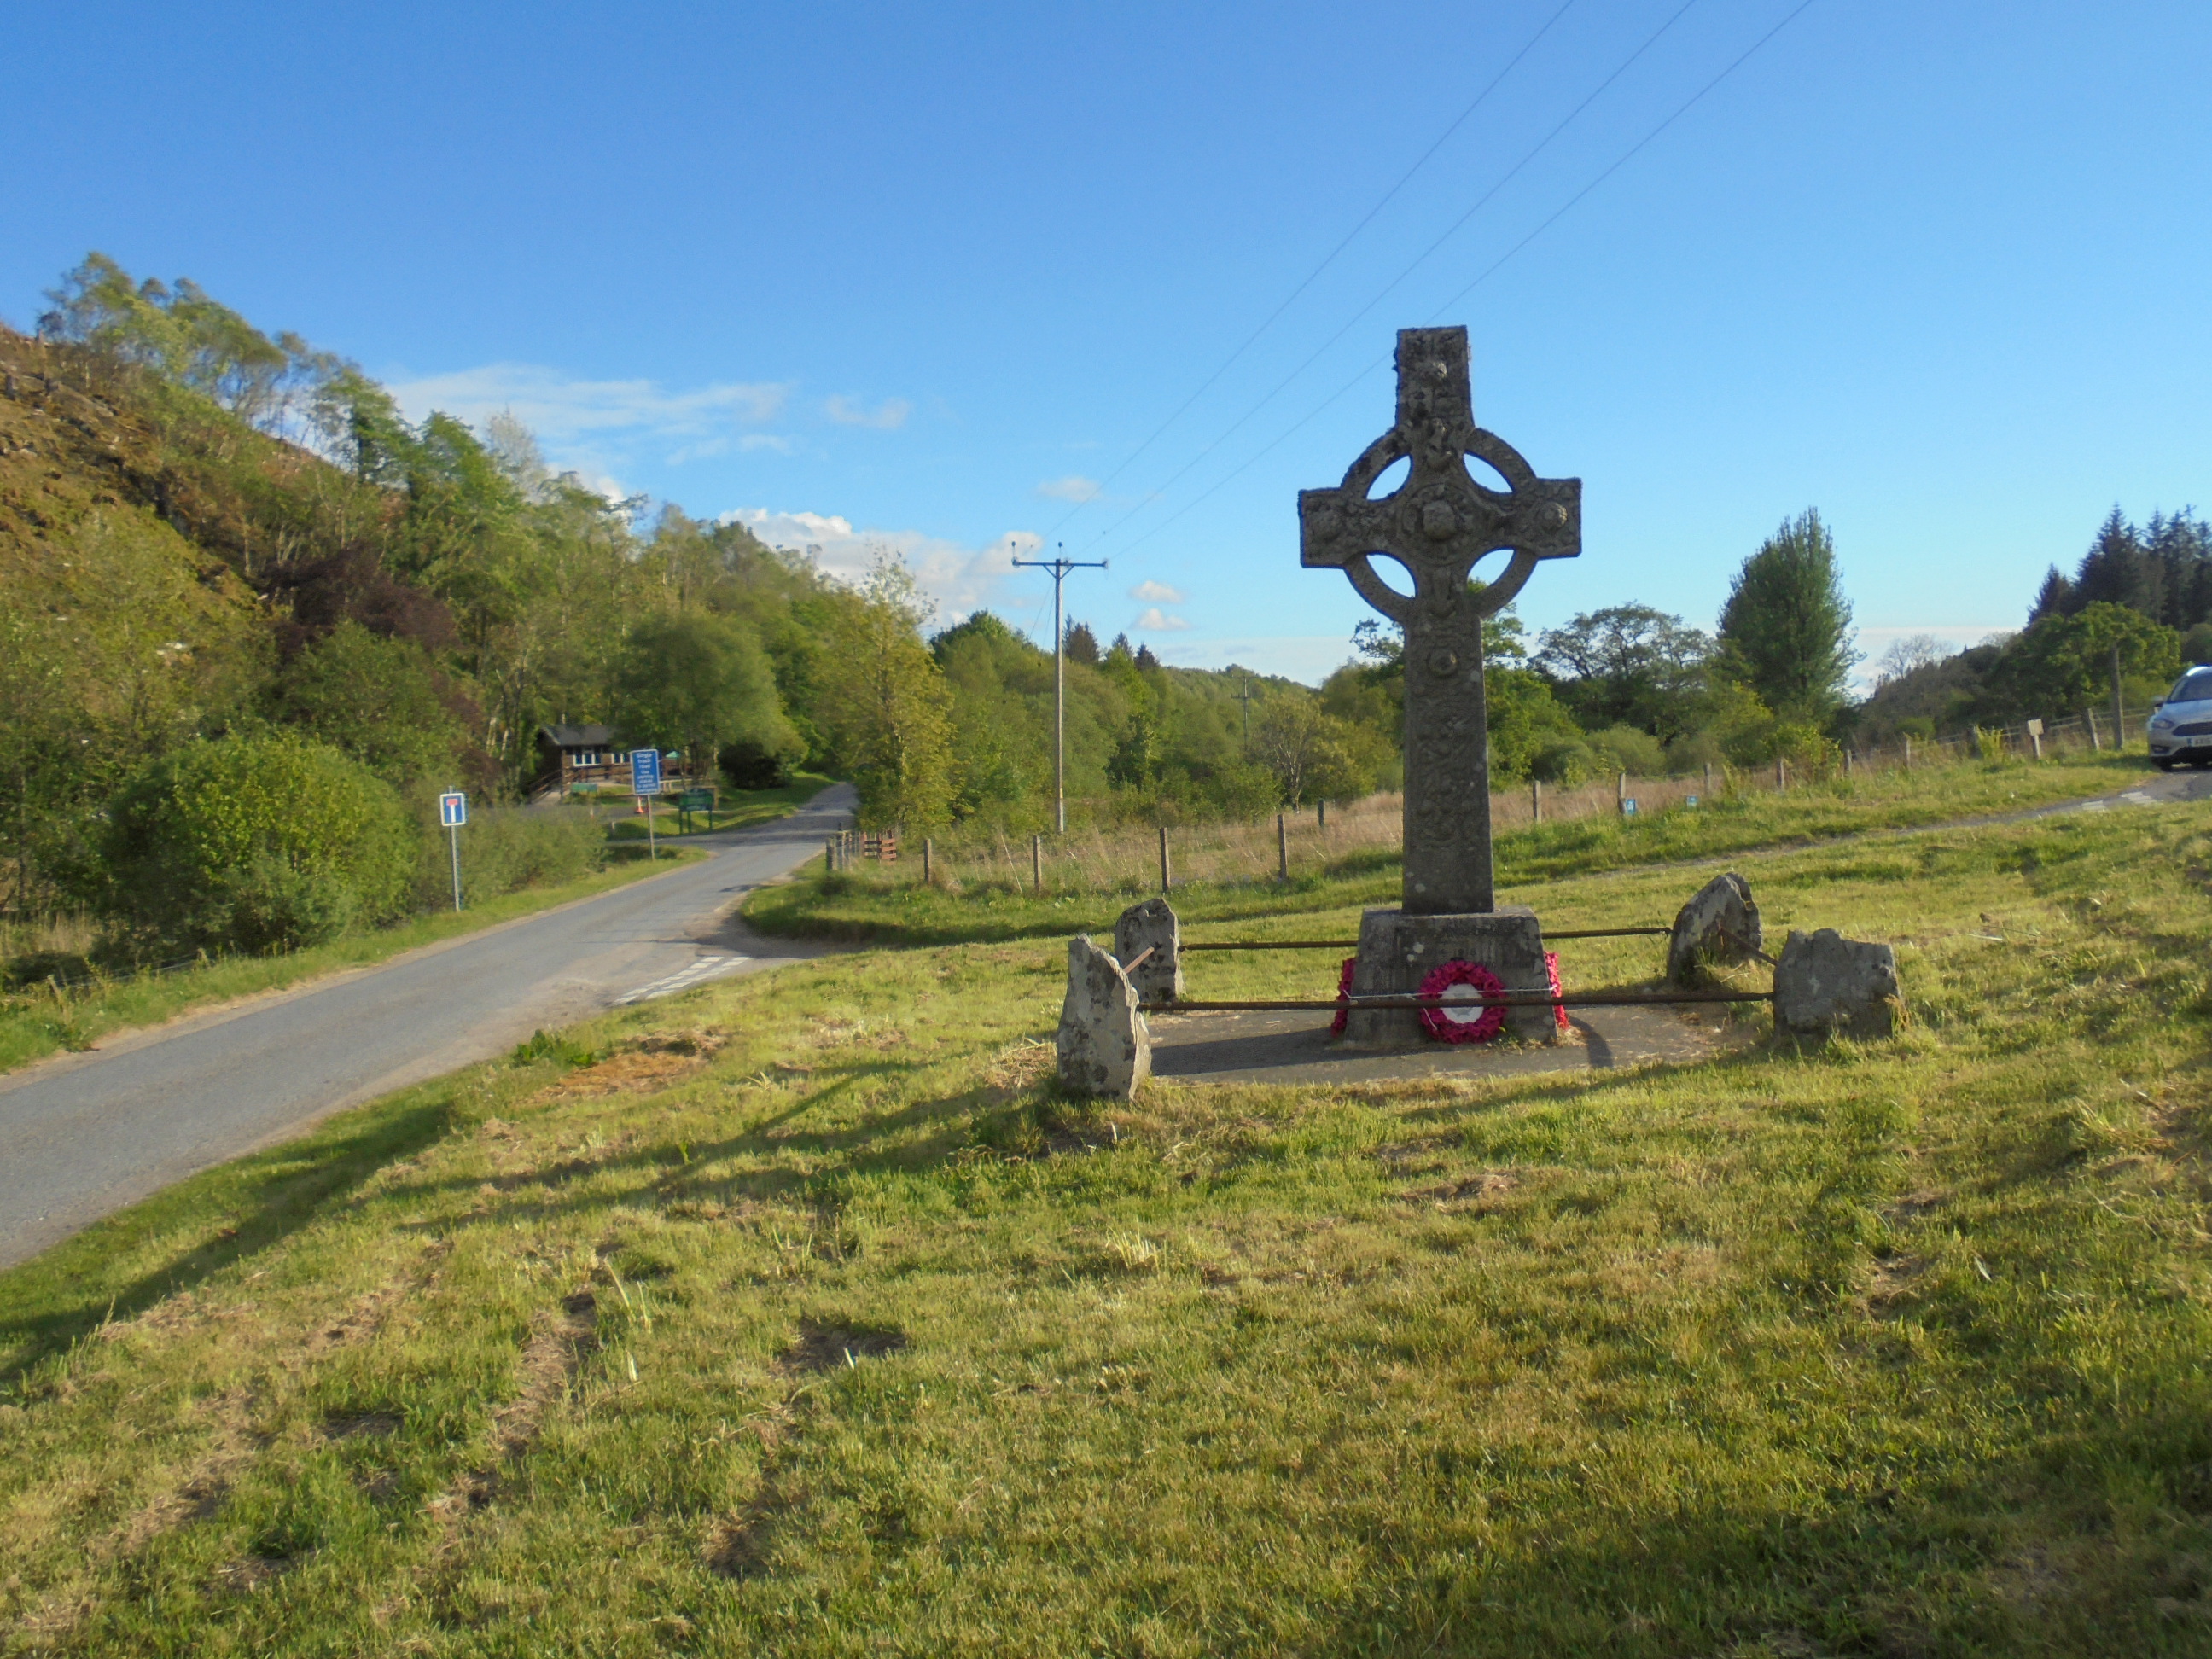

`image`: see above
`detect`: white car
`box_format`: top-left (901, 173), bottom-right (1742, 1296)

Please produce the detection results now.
top-left (2147, 667), bottom-right (2212, 769)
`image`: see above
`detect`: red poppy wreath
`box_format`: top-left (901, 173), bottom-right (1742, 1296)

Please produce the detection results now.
top-left (1330, 955), bottom-right (1357, 1036)
top-left (1417, 958), bottom-right (1506, 1045)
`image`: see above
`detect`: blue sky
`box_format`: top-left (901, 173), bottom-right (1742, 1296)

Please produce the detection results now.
top-left (6, 1), bottom-right (2209, 685)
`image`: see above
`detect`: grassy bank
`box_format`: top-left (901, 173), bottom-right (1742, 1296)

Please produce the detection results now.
top-left (0, 850), bottom-right (703, 1076)
top-left (748, 750), bottom-right (2147, 947)
top-left (597, 771), bottom-right (840, 842)
top-left (6, 795), bottom-right (2212, 1652)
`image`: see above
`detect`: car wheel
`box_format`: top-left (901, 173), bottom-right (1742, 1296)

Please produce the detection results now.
top-left (2155, 756), bottom-right (2178, 770)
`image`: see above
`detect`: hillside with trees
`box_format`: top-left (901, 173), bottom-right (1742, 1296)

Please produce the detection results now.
top-left (10, 250), bottom-right (2179, 973)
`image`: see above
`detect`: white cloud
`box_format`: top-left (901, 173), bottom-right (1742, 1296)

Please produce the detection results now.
top-left (387, 363), bottom-right (789, 448)
top-left (1036, 474), bottom-right (1102, 503)
top-left (824, 394), bottom-right (911, 429)
top-left (1129, 579), bottom-right (1185, 604)
top-left (722, 509), bottom-right (1045, 626)
top-left (1134, 607), bottom-right (1191, 632)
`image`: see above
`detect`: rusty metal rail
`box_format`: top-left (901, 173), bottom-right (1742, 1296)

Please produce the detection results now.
top-left (1143, 988), bottom-right (1770, 1013)
top-left (1179, 925), bottom-right (1668, 951)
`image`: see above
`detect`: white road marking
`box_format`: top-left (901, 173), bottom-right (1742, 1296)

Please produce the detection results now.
top-left (614, 953), bottom-right (750, 1006)
top-left (2079, 800), bottom-right (2109, 812)
top-left (2120, 791), bottom-right (2157, 805)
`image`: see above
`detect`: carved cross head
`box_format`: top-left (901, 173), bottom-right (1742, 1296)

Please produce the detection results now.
top-left (1298, 327), bottom-right (1580, 626)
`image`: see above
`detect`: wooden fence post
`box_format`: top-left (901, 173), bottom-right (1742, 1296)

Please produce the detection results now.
top-left (923, 837), bottom-right (933, 885)
top-left (1531, 777), bottom-right (1542, 824)
top-left (1845, 748), bottom-right (1854, 777)
top-left (1703, 761), bottom-right (1713, 797)
top-left (1904, 735), bottom-right (1913, 771)
top-left (1277, 813), bottom-right (1289, 881)
top-left (1158, 825), bottom-right (1171, 894)
top-left (1318, 799), bottom-right (1327, 830)
top-left (1776, 758), bottom-right (1787, 793)
top-left (2086, 708), bottom-right (2102, 752)
top-left (1032, 834), bottom-right (1043, 894)
top-left (2111, 645), bottom-right (2126, 753)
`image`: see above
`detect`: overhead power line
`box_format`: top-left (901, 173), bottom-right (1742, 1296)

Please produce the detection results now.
top-left (1097, 0), bottom-right (1824, 567)
top-left (1075, 0), bottom-right (1705, 557)
top-left (1039, 0), bottom-right (1580, 542)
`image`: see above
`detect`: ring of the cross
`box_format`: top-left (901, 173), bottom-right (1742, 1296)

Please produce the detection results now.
top-left (1334, 426), bottom-right (1549, 619)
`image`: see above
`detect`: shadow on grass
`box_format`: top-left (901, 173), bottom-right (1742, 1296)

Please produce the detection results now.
top-left (0, 1087), bottom-right (456, 1385)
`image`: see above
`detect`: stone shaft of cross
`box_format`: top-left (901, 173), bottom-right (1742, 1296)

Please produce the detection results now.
top-left (1297, 327), bottom-right (1580, 915)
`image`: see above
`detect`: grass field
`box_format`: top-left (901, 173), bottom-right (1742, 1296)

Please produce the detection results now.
top-left (6, 764), bottom-right (2212, 1654)
top-left (750, 750), bottom-right (2143, 948)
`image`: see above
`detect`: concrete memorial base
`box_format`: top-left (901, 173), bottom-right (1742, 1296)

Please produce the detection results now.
top-left (1338, 905), bottom-right (1555, 1048)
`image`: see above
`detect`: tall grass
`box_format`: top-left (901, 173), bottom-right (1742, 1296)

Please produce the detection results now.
top-left (887, 739), bottom-right (2135, 903)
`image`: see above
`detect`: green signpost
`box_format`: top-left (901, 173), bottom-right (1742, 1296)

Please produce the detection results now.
top-left (678, 788), bottom-right (714, 832)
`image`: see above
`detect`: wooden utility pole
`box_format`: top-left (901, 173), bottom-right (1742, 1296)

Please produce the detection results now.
top-left (1012, 544), bottom-right (1108, 834)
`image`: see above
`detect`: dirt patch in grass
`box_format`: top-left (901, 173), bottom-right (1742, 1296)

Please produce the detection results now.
top-left (538, 1033), bottom-right (726, 1100)
top-left (776, 1318), bottom-right (907, 1376)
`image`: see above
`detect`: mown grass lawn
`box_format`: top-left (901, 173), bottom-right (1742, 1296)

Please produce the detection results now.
top-left (5, 786), bottom-right (2212, 1655)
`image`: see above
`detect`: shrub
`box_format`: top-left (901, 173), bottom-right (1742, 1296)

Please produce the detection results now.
top-left (720, 740), bottom-right (789, 790)
top-left (1531, 739), bottom-right (1596, 784)
top-left (103, 733), bottom-right (415, 954)
top-left (1587, 724), bottom-right (1668, 777)
top-left (414, 805), bottom-right (604, 910)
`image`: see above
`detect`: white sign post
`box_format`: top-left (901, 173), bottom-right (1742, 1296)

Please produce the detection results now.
top-left (630, 750), bottom-right (663, 859)
top-left (439, 791), bottom-right (468, 911)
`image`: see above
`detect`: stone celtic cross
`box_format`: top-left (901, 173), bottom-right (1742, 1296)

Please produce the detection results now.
top-left (1300, 327), bottom-right (1580, 915)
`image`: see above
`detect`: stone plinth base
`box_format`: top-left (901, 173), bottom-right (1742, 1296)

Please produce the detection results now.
top-left (1339, 907), bottom-right (1553, 1048)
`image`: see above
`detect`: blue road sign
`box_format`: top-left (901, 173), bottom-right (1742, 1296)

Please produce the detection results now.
top-left (630, 749), bottom-right (663, 795)
top-left (439, 791), bottom-right (467, 827)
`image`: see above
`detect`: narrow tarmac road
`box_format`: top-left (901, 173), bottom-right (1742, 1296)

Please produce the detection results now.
top-left (0, 785), bottom-right (856, 1269)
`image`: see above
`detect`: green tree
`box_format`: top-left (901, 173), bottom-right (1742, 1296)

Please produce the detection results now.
top-left (272, 621), bottom-right (467, 789)
top-left (609, 613), bottom-right (797, 774)
top-left (1716, 509), bottom-right (1857, 722)
top-left (816, 556), bottom-right (958, 827)
top-left (102, 733), bottom-right (416, 954)
top-left (1978, 602), bottom-right (2180, 720)
top-left (1534, 605), bottom-right (1713, 738)
top-left (1250, 698), bottom-right (1385, 806)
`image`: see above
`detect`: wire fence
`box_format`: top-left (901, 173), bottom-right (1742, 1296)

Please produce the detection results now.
top-left (844, 712), bottom-right (2146, 899)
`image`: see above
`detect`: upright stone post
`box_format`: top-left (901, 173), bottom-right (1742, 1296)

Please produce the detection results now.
top-left (1298, 326), bottom-right (1580, 1045)
top-left (2111, 645), bottom-right (2126, 752)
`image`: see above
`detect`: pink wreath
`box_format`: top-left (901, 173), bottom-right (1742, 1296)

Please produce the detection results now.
top-left (1545, 951), bottom-right (1570, 1035)
top-left (1418, 959), bottom-right (1506, 1045)
top-left (1330, 956), bottom-right (1357, 1036)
